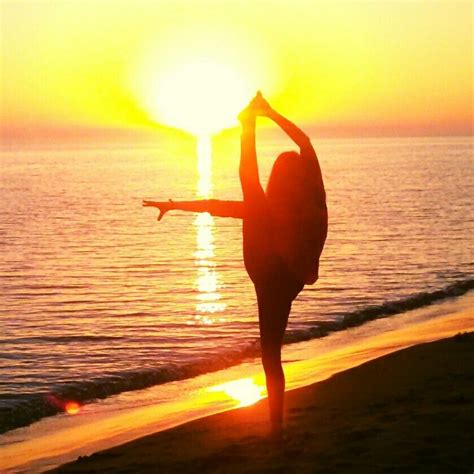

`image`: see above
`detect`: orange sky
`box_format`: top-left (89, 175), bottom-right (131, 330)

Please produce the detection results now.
top-left (1, 0), bottom-right (472, 139)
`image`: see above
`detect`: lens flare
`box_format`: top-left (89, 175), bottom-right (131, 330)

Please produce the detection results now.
top-left (65, 401), bottom-right (81, 415)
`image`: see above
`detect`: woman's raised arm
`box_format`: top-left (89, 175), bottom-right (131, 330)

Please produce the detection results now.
top-left (253, 92), bottom-right (317, 160)
top-left (142, 199), bottom-right (244, 221)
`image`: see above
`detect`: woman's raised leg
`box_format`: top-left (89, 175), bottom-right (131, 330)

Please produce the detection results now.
top-left (239, 108), bottom-right (265, 207)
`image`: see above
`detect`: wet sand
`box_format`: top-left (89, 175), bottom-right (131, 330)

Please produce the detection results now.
top-left (53, 332), bottom-right (474, 474)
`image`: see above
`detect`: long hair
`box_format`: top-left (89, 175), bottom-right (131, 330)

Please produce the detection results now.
top-left (265, 150), bottom-right (327, 285)
top-left (266, 151), bottom-right (306, 208)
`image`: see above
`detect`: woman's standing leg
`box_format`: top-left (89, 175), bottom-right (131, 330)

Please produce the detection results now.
top-left (255, 278), bottom-right (295, 437)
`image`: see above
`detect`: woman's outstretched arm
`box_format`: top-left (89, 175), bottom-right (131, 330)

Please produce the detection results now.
top-left (142, 199), bottom-right (244, 220)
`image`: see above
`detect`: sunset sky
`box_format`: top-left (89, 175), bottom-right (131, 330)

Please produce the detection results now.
top-left (1, 0), bottom-right (472, 139)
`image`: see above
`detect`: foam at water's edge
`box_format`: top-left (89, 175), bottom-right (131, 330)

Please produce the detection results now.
top-left (1, 278), bottom-right (472, 434)
top-left (285, 278), bottom-right (474, 342)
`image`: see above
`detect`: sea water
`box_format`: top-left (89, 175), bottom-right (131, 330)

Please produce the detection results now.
top-left (1, 134), bottom-right (472, 433)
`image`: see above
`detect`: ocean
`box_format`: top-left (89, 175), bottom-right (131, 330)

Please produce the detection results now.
top-left (1, 134), bottom-right (472, 434)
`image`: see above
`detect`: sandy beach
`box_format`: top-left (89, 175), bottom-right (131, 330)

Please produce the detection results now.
top-left (52, 332), bottom-right (473, 474)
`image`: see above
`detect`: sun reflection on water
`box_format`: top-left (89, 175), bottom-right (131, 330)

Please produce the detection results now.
top-left (208, 378), bottom-right (265, 407)
top-left (193, 136), bottom-right (226, 320)
top-left (196, 136), bottom-right (212, 197)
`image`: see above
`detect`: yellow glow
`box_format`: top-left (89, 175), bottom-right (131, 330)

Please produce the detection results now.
top-left (209, 378), bottom-right (265, 407)
top-left (2, 1), bottom-right (472, 137)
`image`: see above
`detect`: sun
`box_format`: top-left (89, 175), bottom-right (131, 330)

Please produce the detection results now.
top-left (145, 58), bottom-right (253, 136)
top-left (131, 29), bottom-right (276, 136)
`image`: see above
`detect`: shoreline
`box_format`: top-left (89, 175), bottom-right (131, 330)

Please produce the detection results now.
top-left (3, 278), bottom-right (472, 437)
top-left (53, 332), bottom-right (474, 473)
top-left (1, 292), bottom-right (473, 473)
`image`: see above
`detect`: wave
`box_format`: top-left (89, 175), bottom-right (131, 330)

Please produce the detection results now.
top-left (0, 335), bottom-right (125, 345)
top-left (1, 277), bottom-right (472, 435)
top-left (285, 278), bottom-right (474, 342)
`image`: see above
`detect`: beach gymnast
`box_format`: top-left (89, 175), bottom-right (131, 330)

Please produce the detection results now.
top-left (143, 92), bottom-right (328, 437)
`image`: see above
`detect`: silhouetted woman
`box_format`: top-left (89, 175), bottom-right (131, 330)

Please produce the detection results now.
top-left (143, 92), bottom-right (328, 437)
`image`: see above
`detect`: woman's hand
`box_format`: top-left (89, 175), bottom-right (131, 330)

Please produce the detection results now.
top-left (142, 199), bottom-right (174, 221)
top-left (238, 91), bottom-right (273, 126)
top-left (250, 91), bottom-right (273, 117)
